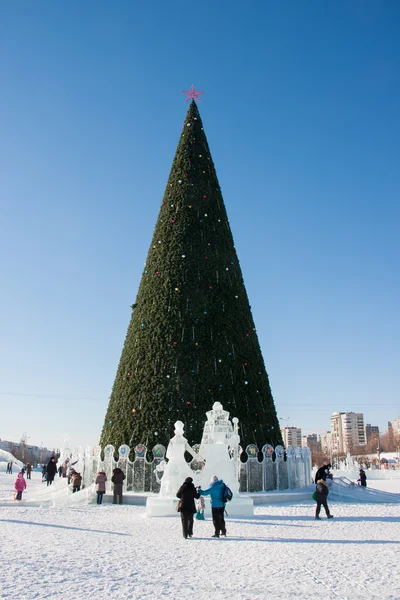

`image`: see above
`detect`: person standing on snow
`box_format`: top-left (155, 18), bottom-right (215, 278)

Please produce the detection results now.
top-left (198, 475), bottom-right (227, 538)
top-left (14, 472), bottom-right (27, 501)
top-left (46, 457), bottom-right (58, 486)
top-left (176, 476), bottom-right (200, 539)
top-left (111, 467), bottom-right (125, 504)
top-left (314, 463), bottom-right (331, 483)
top-left (357, 469), bottom-right (367, 487)
top-left (95, 470), bottom-right (108, 505)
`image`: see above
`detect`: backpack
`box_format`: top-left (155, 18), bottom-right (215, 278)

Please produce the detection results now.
top-left (222, 483), bottom-right (233, 503)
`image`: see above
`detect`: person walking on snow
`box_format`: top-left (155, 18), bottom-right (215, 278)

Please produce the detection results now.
top-left (315, 477), bottom-right (333, 520)
top-left (198, 475), bottom-right (227, 537)
top-left (26, 463), bottom-right (32, 480)
top-left (14, 472), bottom-right (27, 501)
top-left (176, 476), bottom-right (200, 539)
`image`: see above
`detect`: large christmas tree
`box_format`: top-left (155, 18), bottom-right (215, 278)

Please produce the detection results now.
top-left (100, 91), bottom-right (282, 451)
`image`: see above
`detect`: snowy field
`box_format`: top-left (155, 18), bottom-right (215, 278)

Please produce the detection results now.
top-left (0, 472), bottom-right (399, 600)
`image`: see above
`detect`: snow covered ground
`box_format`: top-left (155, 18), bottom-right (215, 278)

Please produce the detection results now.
top-left (1, 472), bottom-right (399, 600)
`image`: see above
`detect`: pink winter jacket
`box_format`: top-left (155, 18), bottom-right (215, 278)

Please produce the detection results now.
top-left (15, 475), bottom-right (27, 492)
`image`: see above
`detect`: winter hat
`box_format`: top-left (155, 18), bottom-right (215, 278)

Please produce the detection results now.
top-left (211, 475), bottom-right (218, 482)
top-left (184, 477), bottom-right (193, 483)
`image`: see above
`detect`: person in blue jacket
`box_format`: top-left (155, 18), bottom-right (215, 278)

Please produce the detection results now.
top-left (198, 475), bottom-right (227, 538)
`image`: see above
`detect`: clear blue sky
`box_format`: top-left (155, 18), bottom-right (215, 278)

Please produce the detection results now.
top-left (1, 1), bottom-right (399, 451)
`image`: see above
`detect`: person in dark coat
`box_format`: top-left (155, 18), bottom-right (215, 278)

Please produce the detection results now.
top-left (357, 469), bottom-right (367, 487)
top-left (315, 478), bottom-right (333, 519)
top-left (25, 463), bottom-right (32, 480)
top-left (111, 467), bottom-right (125, 504)
top-left (46, 457), bottom-right (58, 486)
top-left (314, 463), bottom-right (331, 483)
top-left (176, 477), bottom-right (200, 539)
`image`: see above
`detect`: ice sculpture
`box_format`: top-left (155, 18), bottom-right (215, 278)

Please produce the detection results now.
top-left (159, 421), bottom-right (199, 497)
top-left (199, 402), bottom-right (240, 493)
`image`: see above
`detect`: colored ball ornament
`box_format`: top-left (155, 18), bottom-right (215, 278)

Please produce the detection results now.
top-left (244, 381), bottom-right (248, 385)
top-left (182, 254), bottom-right (186, 258)
top-left (166, 375), bottom-right (170, 378)
top-left (175, 287), bottom-right (179, 291)
top-left (109, 420), bottom-right (113, 424)
top-left (243, 362), bottom-right (247, 366)
top-left (141, 323), bottom-right (145, 327)
top-left (154, 432), bottom-right (158, 436)
top-left (203, 195), bottom-right (207, 199)
top-left (171, 219), bottom-right (175, 223)
top-left (132, 409), bottom-right (136, 413)
top-left (173, 341), bottom-right (178, 345)
top-left (203, 311), bottom-right (207, 315)
top-left (178, 180), bottom-right (182, 184)
top-left (186, 401), bottom-right (191, 405)
top-left (209, 285), bottom-right (213, 289)
top-left (127, 372), bottom-right (132, 377)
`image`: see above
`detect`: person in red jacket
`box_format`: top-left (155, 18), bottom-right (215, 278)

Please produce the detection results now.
top-left (14, 472), bottom-right (27, 501)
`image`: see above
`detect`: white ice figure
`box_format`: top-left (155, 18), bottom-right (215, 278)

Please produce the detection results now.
top-left (159, 421), bottom-right (198, 497)
top-left (199, 402), bottom-right (240, 493)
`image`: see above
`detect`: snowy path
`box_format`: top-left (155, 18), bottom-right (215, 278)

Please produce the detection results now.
top-left (0, 473), bottom-right (399, 600)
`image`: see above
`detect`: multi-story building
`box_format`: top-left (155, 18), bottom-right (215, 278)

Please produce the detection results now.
top-left (320, 431), bottom-right (332, 456)
top-left (330, 412), bottom-right (366, 454)
top-left (303, 433), bottom-right (322, 455)
top-left (280, 426), bottom-right (302, 448)
top-left (365, 424), bottom-right (380, 443)
top-left (0, 439), bottom-right (53, 465)
top-left (388, 417), bottom-right (400, 442)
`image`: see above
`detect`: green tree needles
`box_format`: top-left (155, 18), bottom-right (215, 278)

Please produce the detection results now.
top-left (100, 101), bottom-right (282, 451)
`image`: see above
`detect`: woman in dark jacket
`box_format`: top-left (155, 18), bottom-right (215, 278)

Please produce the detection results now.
top-left (315, 478), bottom-right (333, 519)
top-left (46, 457), bottom-right (58, 486)
top-left (176, 477), bottom-right (200, 539)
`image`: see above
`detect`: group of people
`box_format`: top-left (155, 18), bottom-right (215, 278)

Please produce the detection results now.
top-left (176, 475), bottom-right (228, 539)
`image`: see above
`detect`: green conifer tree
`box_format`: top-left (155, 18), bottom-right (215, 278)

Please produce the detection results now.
top-left (100, 100), bottom-right (282, 450)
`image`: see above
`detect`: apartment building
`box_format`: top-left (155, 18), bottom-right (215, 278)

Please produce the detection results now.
top-left (280, 426), bottom-right (302, 448)
top-left (330, 412), bottom-right (366, 454)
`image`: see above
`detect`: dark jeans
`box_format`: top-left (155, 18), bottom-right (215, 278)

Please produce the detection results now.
top-left (113, 483), bottom-right (123, 504)
top-left (27, 473), bottom-right (31, 479)
top-left (47, 478), bottom-right (53, 486)
top-left (97, 491), bottom-right (105, 504)
top-left (316, 497), bottom-right (330, 517)
top-left (212, 507), bottom-right (226, 536)
top-left (180, 511), bottom-right (194, 538)
top-left (72, 485), bottom-right (81, 493)
top-left (15, 491), bottom-right (22, 500)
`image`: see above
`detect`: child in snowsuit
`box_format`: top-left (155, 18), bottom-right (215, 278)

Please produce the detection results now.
top-left (71, 471), bottom-right (82, 493)
top-left (195, 495), bottom-right (205, 520)
top-left (14, 472), bottom-right (27, 500)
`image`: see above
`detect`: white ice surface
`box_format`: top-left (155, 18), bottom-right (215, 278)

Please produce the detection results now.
top-left (1, 471), bottom-right (399, 600)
